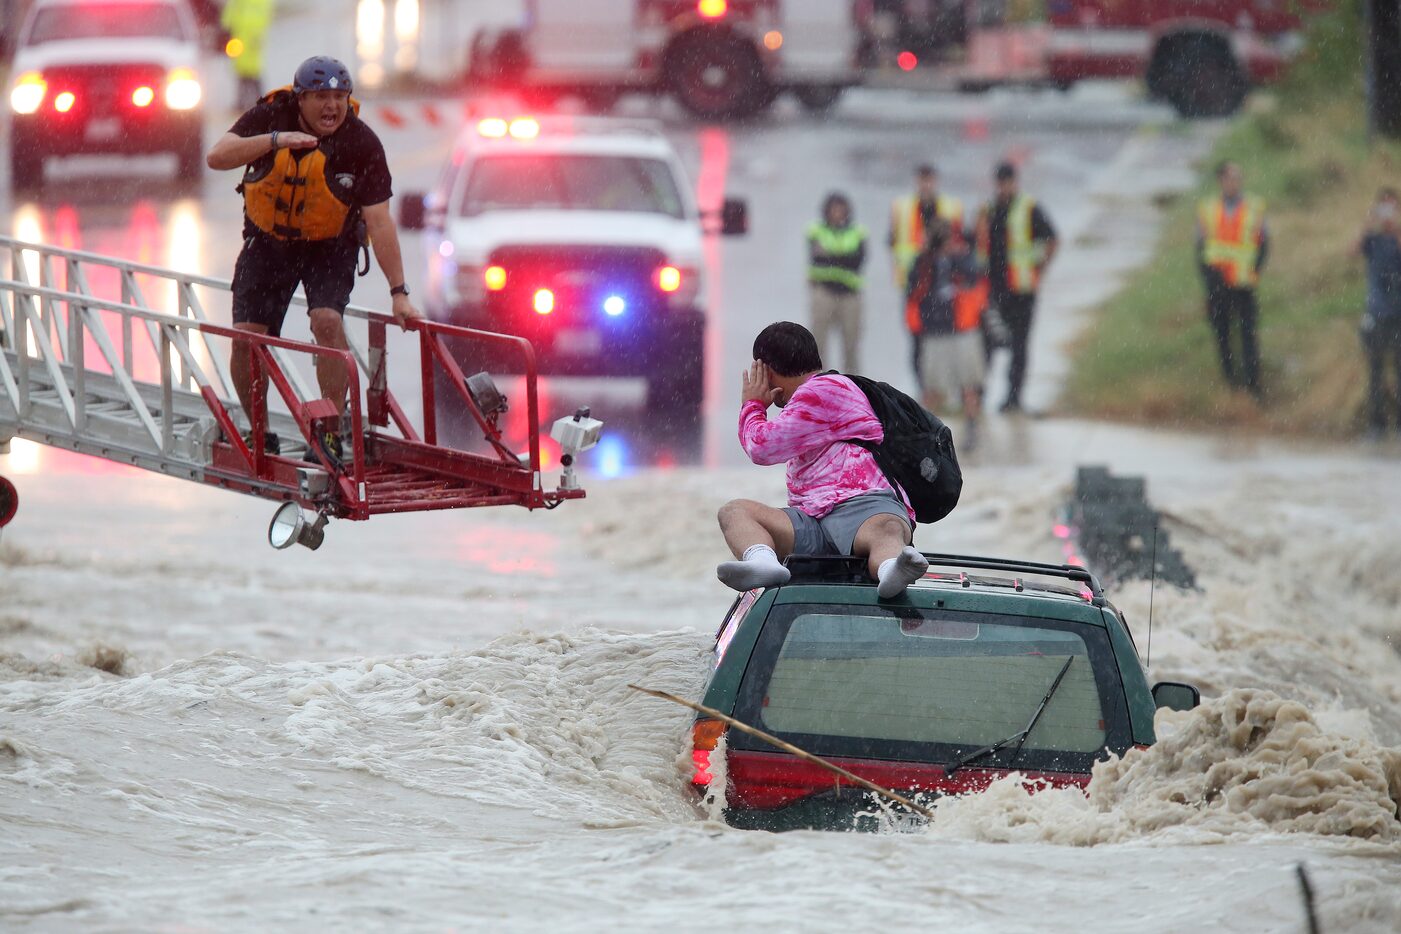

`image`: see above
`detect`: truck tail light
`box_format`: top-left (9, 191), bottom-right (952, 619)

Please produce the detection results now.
top-left (533, 288), bottom-right (555, 315)
top-left (691, 719), bottom-right (727, 786)
top-left (11, 72), bottom-right (46, 114)
top-left (132, 86), bottom-right (155, 108)
top-left (484, 265), bottom-right (507, 291)
top-left (656, 265), bottom-right (700, 309)
top-left (698, 0), bottom-right (727, 18)
top-left (53, 91), bottom-right (76, 113)
top-left (164, 69), bottom-right (201, 110)
top-left (655, 265), bottom-right (682, 293)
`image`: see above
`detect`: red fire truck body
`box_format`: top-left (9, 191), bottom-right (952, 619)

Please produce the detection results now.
top-left (1041, 0), bottom-right (1319, 115)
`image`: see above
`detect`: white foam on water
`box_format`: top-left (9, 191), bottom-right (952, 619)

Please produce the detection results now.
top-left (3, 453), bottom-right (1401, 930)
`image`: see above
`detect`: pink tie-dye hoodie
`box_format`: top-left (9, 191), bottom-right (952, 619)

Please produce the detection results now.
top-left (738, 373), bottom-right (915, 522)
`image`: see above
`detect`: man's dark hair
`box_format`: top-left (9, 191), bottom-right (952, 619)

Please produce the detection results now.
top-left (822, 191), bottom-right (853, 221)
top-left (754, 322), bottom-right (823, 377)
top-left (916, 164), bottom-right (937, 178)
top-left (1379, 186), bottom-right (1400, 202)
top-left (1216, 160), bottom-right (1239, 179)
top-left (994, 161), bottom-right (1017, 182)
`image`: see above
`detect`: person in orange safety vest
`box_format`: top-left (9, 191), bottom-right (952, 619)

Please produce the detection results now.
top-left (1197, 160), bottom-right (1269, 399)
top-left (890, 164), bottom-right (965, 383)
top-left (975, 161), bottom-right (1057, 414)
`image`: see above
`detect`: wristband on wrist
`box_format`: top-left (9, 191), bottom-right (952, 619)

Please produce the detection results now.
top-left (390, 283), bottom-right (409, 298)
top-left (270, 130), bottom-right (280, 151)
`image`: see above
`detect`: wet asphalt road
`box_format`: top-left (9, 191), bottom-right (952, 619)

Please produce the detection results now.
top-left (1, 35), bottom-right (1181, 478)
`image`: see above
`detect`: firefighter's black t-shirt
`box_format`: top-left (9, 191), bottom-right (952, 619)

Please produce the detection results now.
top-left (229, 94), bottom-right (394, 237)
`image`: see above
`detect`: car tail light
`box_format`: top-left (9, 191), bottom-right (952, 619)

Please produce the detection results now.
top-left (53, 91), bottom-right (76, 113)
top-left (165, 69), bottom-right (201, 110)
top-left (691, 719), bottom-right (727, 786)
top-left (533, 288), bottom-right (555, 315)
top-left (483, 265), bottom-right (507, 291)
top-left (132, 86), bottom-right (155, 108)
top-left (11, 72), bottom-right (46, 114)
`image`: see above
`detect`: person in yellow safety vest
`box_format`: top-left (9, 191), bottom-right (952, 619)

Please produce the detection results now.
top-left (808, 192), bottom-right (869, 371)
top-left (206, 56), bottom-right (421, 468)
top-left (889, 164), bottom-right (964, 381)
top-left (975, 161), bottom-right (1058, 413)
top-left (221, 0), bottom-right (274, 110)
top-left (1197, 160), bottom-right (1269, 399)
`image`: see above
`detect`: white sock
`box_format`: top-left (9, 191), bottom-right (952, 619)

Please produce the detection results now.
top-left (743, 544), bottom-right (779, 564)
top-left (877, 546), bottom-right (929, 599)
top-left (718, 544), bottom-right (790, 592)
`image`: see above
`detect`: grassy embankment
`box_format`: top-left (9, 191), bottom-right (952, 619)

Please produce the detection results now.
top-left (1061, 5), bottom-right (1399, 438)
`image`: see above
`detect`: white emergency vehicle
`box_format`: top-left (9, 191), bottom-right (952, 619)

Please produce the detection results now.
top-left (468, 0), bottom-right (864, 119)
top-left (400, 115), bottom-right (746, 425)
top-left (6, 0), bottom-right (205, 190)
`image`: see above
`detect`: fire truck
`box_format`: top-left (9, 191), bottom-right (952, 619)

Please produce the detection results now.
top-left (468, 0), bottom-right (865, 119)
top-left (1043, 0), bottom-right (1319, 117)
top-left (881, 1), bottom-right (1320, 118)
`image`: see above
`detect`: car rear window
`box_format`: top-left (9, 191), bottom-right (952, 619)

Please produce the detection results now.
top-left (27, 3), bottom-right (187, 43)
top-left (732, 605), bottom-right (1131, 770)
top-left (460, 154), bottom-right (685, 218)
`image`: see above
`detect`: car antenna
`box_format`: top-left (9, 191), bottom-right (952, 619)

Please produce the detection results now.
top-left (1146, 518), bottom-right (1160, 668)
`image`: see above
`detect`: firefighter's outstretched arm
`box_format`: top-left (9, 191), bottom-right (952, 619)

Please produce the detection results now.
top-left (206, 131), bottom-right (316, 171)
top-left (362, 200), bottom-right (422, 328)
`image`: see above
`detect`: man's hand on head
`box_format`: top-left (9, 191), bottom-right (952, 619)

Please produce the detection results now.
top-left (741, 360), bottom-right (781, 408)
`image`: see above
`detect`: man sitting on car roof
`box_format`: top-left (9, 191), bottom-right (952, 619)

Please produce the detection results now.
top-left (716, 322), bottom-right (928, 598)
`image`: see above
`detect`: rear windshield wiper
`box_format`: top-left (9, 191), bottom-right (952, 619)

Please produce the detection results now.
top-left (945, 655), bottom-right (1075, 777)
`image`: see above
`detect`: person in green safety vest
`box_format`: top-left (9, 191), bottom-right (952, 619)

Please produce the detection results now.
top-left (808, 192), bottom-right (869, 371)
top-left (222, 0), bottom-right (275, 110)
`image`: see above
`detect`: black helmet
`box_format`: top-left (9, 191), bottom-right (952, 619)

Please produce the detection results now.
top-left (293, 56), bottom-right (353, 95)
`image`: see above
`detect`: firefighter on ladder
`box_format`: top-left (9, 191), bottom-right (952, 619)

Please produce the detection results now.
top-left (206, 55), bottom-right (420, 465)
top-left (890, 164), bottom-right (964, 384)
top-left (1197, 160), bottom-right (1269, 399)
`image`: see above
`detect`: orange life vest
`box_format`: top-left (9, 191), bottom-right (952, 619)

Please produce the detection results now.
top-left (240, 87), bottom-right (363, 242)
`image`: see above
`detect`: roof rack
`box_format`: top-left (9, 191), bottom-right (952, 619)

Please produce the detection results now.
top-left (782, 552), bottom-right (1106, 606)
top-left (921, 553), bottom-right (1106, 606)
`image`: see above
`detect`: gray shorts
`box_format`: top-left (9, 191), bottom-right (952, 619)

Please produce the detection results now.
top-left (783, 491), bottom-right (911, 557)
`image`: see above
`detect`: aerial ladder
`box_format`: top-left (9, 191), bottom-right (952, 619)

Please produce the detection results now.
top-left (0, 236), bottom-right (601, 548)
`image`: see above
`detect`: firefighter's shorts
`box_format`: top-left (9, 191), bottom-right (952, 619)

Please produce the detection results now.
top-left (231, 232), bottom-right (359, 337)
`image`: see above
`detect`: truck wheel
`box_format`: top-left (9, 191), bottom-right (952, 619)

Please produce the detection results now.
top-left (175, 134), bottom-right (204, 188)
top-left (647, 344), bottom-right (703, 432)
top-left (794, 84), bottom-right (844, 114)
top-left (10, 147), bottom-right (43, 193)
top-left (1156, 36), bottom-right (1246, 119)
top-left (665, 31), bottom-right (771, 120)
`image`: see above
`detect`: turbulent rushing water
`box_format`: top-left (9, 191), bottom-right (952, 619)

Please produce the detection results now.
top-left (3, 439), bottom-right (1400, 931)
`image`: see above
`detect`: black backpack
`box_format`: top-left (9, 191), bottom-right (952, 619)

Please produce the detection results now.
top-left (841, 373), bottom-right (962, 523)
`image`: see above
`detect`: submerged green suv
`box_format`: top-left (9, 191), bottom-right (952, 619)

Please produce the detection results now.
top-left (692, 554), bottom-right (1200, 831)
